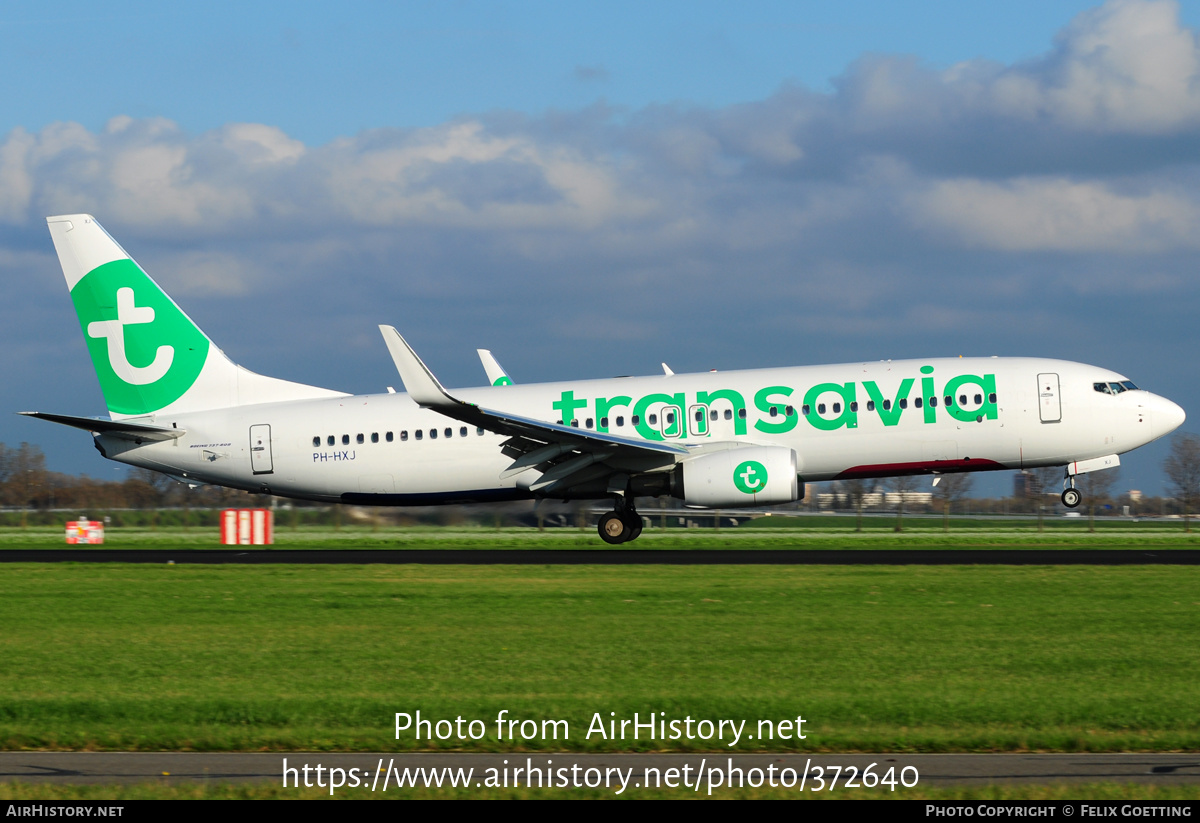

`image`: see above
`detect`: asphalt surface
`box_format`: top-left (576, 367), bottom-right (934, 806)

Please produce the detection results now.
top-left (1, 549), bottom-right (1198, 564)
top-left (1, 752), bottom-right (1197, 789)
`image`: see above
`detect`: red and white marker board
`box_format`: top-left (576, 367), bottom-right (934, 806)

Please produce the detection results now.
top-left (221, 509), bottom-right (274, 545)
top-left (65, 520), bottom-right (104, 544)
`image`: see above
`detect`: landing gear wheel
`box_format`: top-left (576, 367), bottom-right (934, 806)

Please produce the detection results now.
top-left (598, 511), bottom-right (628, 544)
top-left (621, 512), bottom-right (643, 542)
top-left (1061, 488), bottom-right (1082, 508)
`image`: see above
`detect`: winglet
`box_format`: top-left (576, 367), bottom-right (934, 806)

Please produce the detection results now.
top-left (379, 326), bottom-right (457, 408)
top-left (477, 349), bottom-right (513, 386)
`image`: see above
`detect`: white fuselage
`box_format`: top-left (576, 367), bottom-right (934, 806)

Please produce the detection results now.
top-left (97, 356), bottom-right (1184, 506)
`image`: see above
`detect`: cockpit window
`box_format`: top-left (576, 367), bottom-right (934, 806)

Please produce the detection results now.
top-left (1095, 380), bottom-right (1141, 395)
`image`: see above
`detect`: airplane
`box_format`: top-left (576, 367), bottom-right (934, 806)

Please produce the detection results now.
top-left (23, 214), bottom-right (1187, 544)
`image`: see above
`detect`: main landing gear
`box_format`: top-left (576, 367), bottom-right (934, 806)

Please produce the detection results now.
top-left (598, 500), bottom-right (644, 544)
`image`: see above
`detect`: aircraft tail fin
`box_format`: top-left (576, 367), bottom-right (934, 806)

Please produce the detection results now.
top-left (47, 215), bottom-right (345, 420)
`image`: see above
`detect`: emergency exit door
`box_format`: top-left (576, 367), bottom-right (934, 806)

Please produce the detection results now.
top-left (1037, 374), bottom-right (1061, 423)
top-left (250, 424), bottom-right (274, 474)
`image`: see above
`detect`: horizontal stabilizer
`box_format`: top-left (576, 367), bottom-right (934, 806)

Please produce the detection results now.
top-left (19, 411), bottom-right (185, 442)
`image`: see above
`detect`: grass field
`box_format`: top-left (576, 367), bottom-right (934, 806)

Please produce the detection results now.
top-left (3, 515), bottom-right (1200, 549)
top-left (0, 553), bottom-right (1197, 753)
top-left (4, 781), bottom-right (1200, 801)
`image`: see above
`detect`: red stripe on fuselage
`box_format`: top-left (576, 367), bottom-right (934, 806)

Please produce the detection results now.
top-left (833, 458), bottom-right (1008, 480)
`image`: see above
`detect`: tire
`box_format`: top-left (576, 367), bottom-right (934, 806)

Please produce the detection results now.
top-left (622, 512), bottom-right (643, 542)
top-left (598, 511), bottom-right (628, 544)
top-left (1061, 488), bottom-right (1082, 508)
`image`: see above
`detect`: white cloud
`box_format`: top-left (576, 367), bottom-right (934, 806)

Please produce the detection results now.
top-left (909, 177), bottom-right (1200, 252)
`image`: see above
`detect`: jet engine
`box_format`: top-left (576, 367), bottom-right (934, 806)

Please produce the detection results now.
top-left (678, 446), bottom-right (799, 507)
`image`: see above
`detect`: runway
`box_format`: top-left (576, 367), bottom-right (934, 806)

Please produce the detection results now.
top-left (1, 549), bottom-right (1199, 564)
top-left (1, 752), bottom-right (1197, 789)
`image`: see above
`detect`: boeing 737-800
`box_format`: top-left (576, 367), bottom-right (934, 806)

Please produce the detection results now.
top-left (23, 215), bottom-right (1186, 543)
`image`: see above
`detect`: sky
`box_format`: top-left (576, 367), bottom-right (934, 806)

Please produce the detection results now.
top-left (2, 0), bottom-right (1199, 498)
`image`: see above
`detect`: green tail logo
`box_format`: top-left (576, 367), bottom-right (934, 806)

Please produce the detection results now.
top-left (70, 259), bottom-right (209, 415)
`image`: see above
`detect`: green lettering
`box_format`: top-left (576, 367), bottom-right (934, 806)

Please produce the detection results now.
top-left (632, 392), bottom-right (686, 441)
top-left (595, 395), bottom-right (632, 433)
top-left (943, 374), bottom-right (998, 422)
top-left (920, 366), bottom-right (936, 424)
top-left (863, 379), bottom-right (915, 426)
top-left (753, 385), bottom-right (797, 434)
top-left (802, 382), bottom-right (858, 431)
top-left (696, 389), bottom-right (747, 435)
top-left (552, 390), bottom-right (588, 426)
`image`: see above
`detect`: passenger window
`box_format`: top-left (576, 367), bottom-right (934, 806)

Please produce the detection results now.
top-left (312, 436), bottom-right (320, 448)
top-left (945, 395), bottom-right (953, 407)
top-left (371, 432), bottom-right (379, 443)
top-left (477, 428), bottom-right (484, 435)
top-left (632, 415), bottom-right (640, 425)
top-left (666, 412), bottom-right (674, 424)
top-left (785, 405), bottom-right (795, 416)
top-left (571, 419), bottom-right (579, 428)
top-left (399, 431), bottom-right (406, 442)
top-left (430, 429), bottom-right (437, 439)
top-left (930, 396), bottom-right (937, 407)
top-left (586, 418), bottom-right (594, 429)
top-left (867, 401), bottom-right (875, 412)
top-left (648, 414), bottom-right (657, 425)
top-left (883, 400), bottom-right (891, 411)
top-left (356, 433), bottom-right (364, 444)
top-left (833, 402), bottom-right (842, 413)
top-left (695, 410), bottom-right (704, 422)
top-left (415, 430), bottom-right (423, 441)
top-left (342, 434), bottom-right (350, 445)
top-left (769, 406), bottom-right (778, 418)
top-left (327, 435), bottom-right (335, 446)
top-left (914, 398), bottom-right (922, 408)
top-left (724, 409), bottom-right (732, 420)
top-left (738, 408), bottom-right (747, 419)
top-left (989, 393), bottom-right (996, 403)
top-left (802, 405), bottom-right (810, 416)
top-left (445, 427), bottom-right (452, 438)
top-left (617, 416), bottom-right (625, 427)
top-left (850, 401), bottom-right (858, 412)
top-left (709, 410), bottom-right (718, 421)
top-left (959, 395), bottom-right (967, 406)
top-left (817, 403), bottom-right (825, 414)
top-left (899, 399), bottom-right (907, 410)
top-left (973, 394), bottom-right (982, 405)
top-left (601, 417), bottom-right (609, 428)
top-left (387, 431), bottom-right (394, 442)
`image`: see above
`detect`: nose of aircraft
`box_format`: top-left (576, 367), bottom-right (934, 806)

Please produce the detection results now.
top-left (1148, 394), bottom-right (1186, 441)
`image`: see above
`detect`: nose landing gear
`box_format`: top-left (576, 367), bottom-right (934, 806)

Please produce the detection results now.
top-left (1061, 473), bottom-right (1081, 508)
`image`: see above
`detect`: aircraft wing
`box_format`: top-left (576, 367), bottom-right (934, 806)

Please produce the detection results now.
top-left (381, 326), bottom-right (686, 492)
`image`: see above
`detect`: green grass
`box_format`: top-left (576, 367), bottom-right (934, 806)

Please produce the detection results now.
top-left (0, 563), bottom-right (1197, 752)
top-left (4, 781), bottom-right (1200, 800)
top-left (2, 516), bottom-right (1200, 550)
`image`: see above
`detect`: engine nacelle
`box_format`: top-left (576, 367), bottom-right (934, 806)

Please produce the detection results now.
top-left (678, 446), bottom-right (799, 508)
